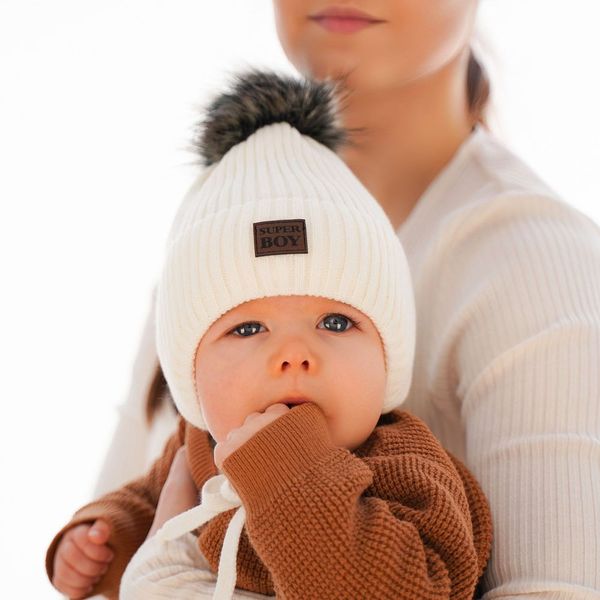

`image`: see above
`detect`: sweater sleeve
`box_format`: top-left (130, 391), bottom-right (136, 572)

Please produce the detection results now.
top-left (221, 402), bottom-right (486, 600)
top-left (439, 194), bottom-right (600, 598)
top-left (120, 532), bottom-right (273, 599)
top-left (45, 417), bottom-right (186, 600)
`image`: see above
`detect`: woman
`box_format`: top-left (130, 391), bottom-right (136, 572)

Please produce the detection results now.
top-left (95, 1), bottom-right (600, 596)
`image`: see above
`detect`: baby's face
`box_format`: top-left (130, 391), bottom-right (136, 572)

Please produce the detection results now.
top-left (193, 295), bottom-right (386, 451)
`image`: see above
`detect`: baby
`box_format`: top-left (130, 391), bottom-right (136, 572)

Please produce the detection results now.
top-left (46, 69), bottom-right (492, 600)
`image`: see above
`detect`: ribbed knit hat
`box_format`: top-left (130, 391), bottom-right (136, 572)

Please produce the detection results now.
top-left (155, 69), bottom-right (416, 430)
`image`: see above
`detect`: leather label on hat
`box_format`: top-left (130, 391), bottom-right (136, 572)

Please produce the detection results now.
top-left (253, 219), bottom-right (308, 257)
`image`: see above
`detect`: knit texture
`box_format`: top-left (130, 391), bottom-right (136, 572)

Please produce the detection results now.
top-left (77, 123), bottom-right (600, 596)
top-left (156, 120), bottom-right (416, 431)
top-left (46, 403), bottom-right (492, 599)
top-left (396, 124), bottom-right (600, 595)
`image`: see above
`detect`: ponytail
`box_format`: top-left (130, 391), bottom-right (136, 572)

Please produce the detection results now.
top-left (467, 47), bottom-right (491, 129)
top-left (145, 363), bottom-right (174, 424)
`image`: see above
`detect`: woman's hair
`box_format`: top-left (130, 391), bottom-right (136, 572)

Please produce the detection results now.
top-left (146, 362), bottom-right (172, 423)
top-left (467, 48), bottom-right (491, 128)
top-left (144, 46), bottom-right (492, 424)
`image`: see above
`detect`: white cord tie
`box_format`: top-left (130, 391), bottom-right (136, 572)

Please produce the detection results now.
top-left (155, 473), bottom-right (245, 599)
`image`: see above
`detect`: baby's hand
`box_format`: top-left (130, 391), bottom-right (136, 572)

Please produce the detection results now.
top-left (52, 519), bottom-right (114, 599)
top-left (148, 446), bottom-right (198, 538)
top-left (214, 403), bottom-right (290, 469)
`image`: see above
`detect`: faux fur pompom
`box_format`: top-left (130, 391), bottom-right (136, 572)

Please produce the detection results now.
top-left (193, 69), bottom-right (349, 166)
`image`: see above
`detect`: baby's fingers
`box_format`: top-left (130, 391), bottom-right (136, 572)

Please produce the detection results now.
top-left (52, 571), bottom-right (92, 600)
top-left (87, 519), bottom-right (111, 545)
top-left (59, 537), bottom-right (111, 577)
top-left (53, 552), bottom-right (99, 597)
top-left (71, 525), bottom-right (114, 563)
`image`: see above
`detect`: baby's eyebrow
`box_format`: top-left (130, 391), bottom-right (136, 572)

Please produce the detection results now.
top-left (325, 305), bottom-right (361, 316)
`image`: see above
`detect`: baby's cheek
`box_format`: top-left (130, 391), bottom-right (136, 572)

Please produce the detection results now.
top-left (201, 409), bottom-right (230, 444)
top-left (199, 394), bottom-right (244, 445)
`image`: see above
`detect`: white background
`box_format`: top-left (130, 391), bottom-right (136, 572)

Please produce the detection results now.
top-left (0, 1), bottom-right (599, 597)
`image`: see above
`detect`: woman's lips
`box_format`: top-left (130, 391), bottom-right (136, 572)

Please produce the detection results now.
top-left (309, 7), bottom-right (385, 34)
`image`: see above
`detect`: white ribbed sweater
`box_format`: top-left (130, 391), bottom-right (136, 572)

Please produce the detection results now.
top-left (397, 125), bottom-right (600, 597)
top-left (99, 124), bottom-right (600, 598)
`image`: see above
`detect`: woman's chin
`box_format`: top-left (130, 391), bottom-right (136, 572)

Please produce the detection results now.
top-left (296, 50), bottom-right (356, 81)
top-left (302, 63), bottom-right (361, 91)
top-left (301, 58), bottom-right (395, 93)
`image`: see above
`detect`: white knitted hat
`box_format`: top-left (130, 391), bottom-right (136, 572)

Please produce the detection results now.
top-left (155, 70), bottom-right (416, 430)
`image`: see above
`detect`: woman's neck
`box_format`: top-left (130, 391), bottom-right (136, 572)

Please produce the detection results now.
top-left (337, 48), bottom-right (475, 231)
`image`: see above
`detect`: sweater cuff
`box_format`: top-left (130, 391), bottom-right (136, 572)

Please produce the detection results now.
top-left (221, 402), bottom-right (344, 515)
top-left (46, 502), bottom-right (152, 599)
top-left (46, 513), bottom-right (96, 586)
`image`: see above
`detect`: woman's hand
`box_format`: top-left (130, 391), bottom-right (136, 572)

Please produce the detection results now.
top-left (147, 446), bottom-right (198, 538)
top-left (213, 403), bottom-right (290, 470)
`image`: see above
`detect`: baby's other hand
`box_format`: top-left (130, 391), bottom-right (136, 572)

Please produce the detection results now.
top-left (214, 403), bottom-right (290, 469)
top-left (52, 519), bottom-right (113, 599)
top-left (148, 446), bottom-right (198, 538)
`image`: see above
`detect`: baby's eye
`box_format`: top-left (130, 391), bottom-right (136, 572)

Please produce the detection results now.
top-left (230, 322), bottom-right (265, 337)
top-left (318, 314), bottom-right (357, 333)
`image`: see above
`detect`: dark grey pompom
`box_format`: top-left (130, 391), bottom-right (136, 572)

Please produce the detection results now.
top-left (192, 69), bottom-right (350, 166)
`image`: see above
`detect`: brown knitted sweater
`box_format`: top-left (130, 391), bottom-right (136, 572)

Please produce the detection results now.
top-left (46, 402), bottom-right (492, 599)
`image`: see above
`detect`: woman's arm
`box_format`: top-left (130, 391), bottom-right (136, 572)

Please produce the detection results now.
top-left (121, 533), bottom-right (273, 599)
top-left (439, 194), bottom-right (600, 598)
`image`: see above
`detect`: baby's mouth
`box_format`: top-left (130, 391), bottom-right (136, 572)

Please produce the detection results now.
top-left (281, 397), bottom-right (310, 409)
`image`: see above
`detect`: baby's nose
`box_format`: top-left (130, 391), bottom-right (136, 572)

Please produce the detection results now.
top-left (281, 357), bottom-right (310, 372)
top-left (273, 338), bottom-right (316, 373)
